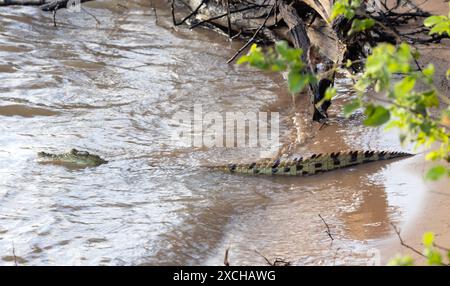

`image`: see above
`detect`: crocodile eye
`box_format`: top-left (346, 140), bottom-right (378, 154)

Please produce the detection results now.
top-left (228, 164), bottom-right (237, 172)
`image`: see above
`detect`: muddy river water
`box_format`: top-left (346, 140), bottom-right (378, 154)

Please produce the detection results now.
top-left (0, 0), bottom-right (438, 265)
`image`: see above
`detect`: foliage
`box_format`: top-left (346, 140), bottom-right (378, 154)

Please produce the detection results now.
top-left (387, 255), bottom-right (414, 266)
top-left (423, 3), bottom-right (450, 36)
top-left (239, 0), bottom-right (450, 268)
top-left (330, 0), bottom-right (375, 36)
top-left (349, 42), bottom-right (449, 180)
top-left (237, 0), bottom-right (450, 266)
top-left (349, 18), bottom-right (375, 35)
top-left (238, 42), bottom-right (316, 95)
top-left (388, 232), bottom-right (450, 266)
top-left (330, 0), bottom-right (362, 21)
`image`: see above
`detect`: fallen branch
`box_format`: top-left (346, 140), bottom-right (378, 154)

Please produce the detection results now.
top-left (171, 0), bottom-right (205, 26)
top-left (0, 0), bottom-right (95, 11)
top-left (226, 3), bottom-right (275, 64)
top-left (41, 0), bottom-right (94, 11)
top-left (280, 2), bottom-right (329, 121)
top-left (189, 4), bottom-right (263, 30)
top-left (0, 0), bottom-right (47, 5)
top-left (226, 0), bottom-right (232, 38)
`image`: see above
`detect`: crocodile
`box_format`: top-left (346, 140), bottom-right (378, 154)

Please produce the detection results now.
top-left (210, 150), bottom-right (413, 176)
top-left (37, 149), bottom-right (108, 167)
top-left (36, 149), bottom-right (412, 175)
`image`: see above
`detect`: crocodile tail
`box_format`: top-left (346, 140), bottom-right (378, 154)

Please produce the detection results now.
top-left (215, 150), bottom-right (413, 176)
top-left (296, 150), bottom-right (413, 176)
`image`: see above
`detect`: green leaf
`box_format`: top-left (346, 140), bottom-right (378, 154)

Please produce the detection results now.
top-left (249, 43), bottom-right (259, 53)
top-left (237, 55), bottom-right (250, 65)
top-left (364, 105), bottom-right (391, 126)
top-left (354, 77), bottom-right (370, 92)
top-left (423, 64), bottom-right (435, 78)
top-left (397, 43), bottom-right (413, 59)
top-left (270, 59), bottom-right (287, 72)
top-left (424, 15), bottom-right (450, 36)
top-left (446, 69), bottom-right (450, 80)
top-left (330, 0), bottom-right (361, 20)
top-left (425, 151), bottom-right (440, 161)
top-left (237, 44), bottom-right (270, 70)
top-left (424, 248), bottom-right (442, 265)
top-left (394, 76), bottom-right (416, 96)
top-left (275, 41), bottom-right (289, 57)
top-left (346, 59), bottom-right (352, 68)
top-left (422, 90), bottom-right (439, 108)
top-left (276, 41), bottom-right (302, 62)
top-left (287, 71), bottom-right (309, 94)
top-left (425, 165), bottom-right (447, 180)
top-left (317, 87), bottom-right (337, 108)
top-left (324, 87), bottom-right (337, 100)
top-left (423, 232), bottom-right (435, 247)
top-left (424, 16), bottom-right (445, 27)
top-left (343, 100), bottom-right (361, 117)
top-left (430, 21), bottom-right (450, 35)
top-left (349, 18), bottom-right (375, 35)
top-left (387, 255), bottom-right (414, 266)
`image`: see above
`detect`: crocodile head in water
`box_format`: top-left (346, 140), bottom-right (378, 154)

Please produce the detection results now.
top-left (37, 149), bottom-right (107, 167)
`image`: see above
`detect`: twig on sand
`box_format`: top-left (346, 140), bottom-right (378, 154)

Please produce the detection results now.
top-left (224, 248), bottom-right (230, 266)
top-left (254, 250), bottom-right (291, 266)
top-left (318, 121), bottom-right (328, 130)
top-left (390, 223), bottom-right (425, 258)
top-left (318, 214), bottom-right (334, 241)
top-left (226, 3), bottom-right (276, 63)
top-left (81, 7), bottom-right (101, 25)
top-left (332, 247), bottom-right (341, 266)
top-left (153, 7), bottom-right (158, 24)
top-left (12, 242), bottom-right (18, 266)
top-left (433, 242), bottom-right (450, 252)
top-left (53, 9), bottom-right (57, 27)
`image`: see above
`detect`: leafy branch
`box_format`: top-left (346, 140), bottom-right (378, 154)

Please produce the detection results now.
top-left (389, 225), bottom-right (450, 266)
top-left (238, 41), bottom-right (316, 101)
